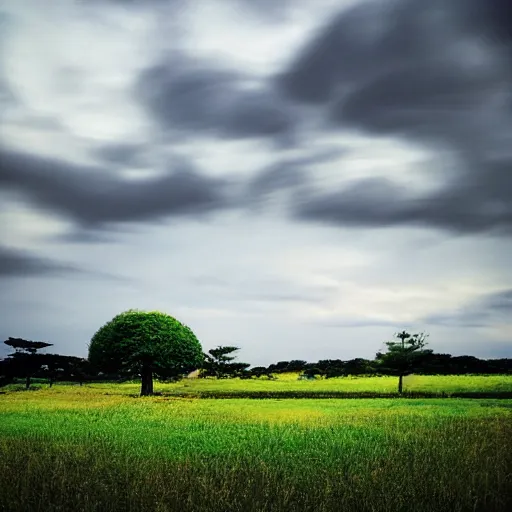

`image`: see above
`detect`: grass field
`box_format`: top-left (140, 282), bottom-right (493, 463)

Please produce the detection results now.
top-left (5, 373), bottom-right (512, 397)
top-left (1, 377), bottom-right (511, 512)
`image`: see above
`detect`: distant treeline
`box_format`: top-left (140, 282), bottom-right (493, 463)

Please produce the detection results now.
top-left (1, 350), bottom-right (511, 388)
top-left (247, 355), bottom-right (512, 379)
top-left (0, 353), bottom-right (90, 388)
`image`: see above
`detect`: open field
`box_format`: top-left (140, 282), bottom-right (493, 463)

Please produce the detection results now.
top-left (4, 373), bottom-right (512, 398)
top-left (1, 381), bottom-right (511, 512)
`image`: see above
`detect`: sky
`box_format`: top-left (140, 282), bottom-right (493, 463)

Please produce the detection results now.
top-left (1, 0), bottom-right (511, 366)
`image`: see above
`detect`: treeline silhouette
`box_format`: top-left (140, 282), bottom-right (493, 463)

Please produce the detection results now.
top-left (247, 355), bottom-right (512, 379)
top-left (1, 336), bottom-right (510, 388)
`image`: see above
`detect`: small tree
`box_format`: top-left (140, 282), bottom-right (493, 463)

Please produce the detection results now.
top-left (375, 331), bottom-right (432, 394)
top-left (201, 346), bottom-right (250, 378)
top-left (3, 337), bottom-right (53, 389)
top-left (88, 310), bottom-right (203, 396)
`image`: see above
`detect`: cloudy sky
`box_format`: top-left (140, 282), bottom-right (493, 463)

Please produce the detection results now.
top-left (1, 0), bottom-right (511, 366)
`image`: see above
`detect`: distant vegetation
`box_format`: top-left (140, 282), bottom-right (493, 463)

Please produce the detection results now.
top-left (1, 318), bottom-right (511, 396)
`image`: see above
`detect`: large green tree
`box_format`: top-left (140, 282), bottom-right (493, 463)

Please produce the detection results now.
top-left (88, 310), bottom-right (203, 396)
top-left (375, 331), bottom-right (432, 394)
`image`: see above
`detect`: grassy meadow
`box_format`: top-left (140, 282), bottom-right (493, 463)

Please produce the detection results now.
top-left (6, 372), bottom-right (512, 397)
top-left (1, 376), bottom-right (511, 511)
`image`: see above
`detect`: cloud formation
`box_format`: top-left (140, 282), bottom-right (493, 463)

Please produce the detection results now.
top-left (278, 0), bottom-right (512, 235)
top-left (137, 56), bottom-right (295, 142)
top-left (0, 149), bottom-right (233, 228)
top-left (424, 288), bottom-right (512, 328)
top-left (0, 246), bottom-right (79, 278)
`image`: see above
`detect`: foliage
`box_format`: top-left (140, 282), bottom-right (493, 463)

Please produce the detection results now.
top-left (376, 331), bottom-right (432, 393)
top-left (4, 337), bottom-right (53, 354)
top-left (38, 355), bottom-right (91, 386)
top-left (201, 346), bottom-right (250, 378)
top-left (242, 366), bottom-right (276, 379)
top-left (260, 355), bottom-right (512, 378)
top-left (88, 309), bottom-right (203, 395)
top-left (2, 337), bottom-right (54, 389)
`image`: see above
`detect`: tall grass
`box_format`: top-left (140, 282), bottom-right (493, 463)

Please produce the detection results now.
top-left (1, 387), bottom-right (511, 511)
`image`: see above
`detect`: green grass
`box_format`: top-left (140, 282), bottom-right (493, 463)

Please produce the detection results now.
top-left (1, 382), bottom-right (511, 511)
top-left (5, 373), bottom-right (512, 397)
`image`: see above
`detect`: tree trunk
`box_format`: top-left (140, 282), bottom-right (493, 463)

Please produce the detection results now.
top-left (140, 365), bottom-right (154, 396)
top-left (398, 374), bottom-right (403, 394)
top-left (49, 377), bottom-right (53, 388)
top-left (25, 375), bottom-right (30, 390)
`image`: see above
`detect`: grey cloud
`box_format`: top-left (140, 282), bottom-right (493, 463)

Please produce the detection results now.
top-left (0, 245), bottom-right (130, 282)
top-left (233, 0), bottom-right (291, 20)
top-left (293, 170), bottom-right (512, 235)
top-left (246, 147), bottom-right (346, 205)
top-left (485, 289), bottom-right (512, 312)
top-left (92, 142), bottom-right (148, 166)
top-left (51, 230), bottom-right (122, 245)
top-left (0, 246), bottom-right (79, 278)
top-left (470, 0), bottom-right (512, 49)
top-left (422, 313), bottom-right (491, 329)
top-left (423, 288), bottom-right (512, 328)
top-left (100, 0), bottom-right (292, 21)
top-left (137, 57), bottom-right (295, 141)
top-left (277, 0), bottom-right (512, 235)
top-left (0, 149), bottom-right (232, 228)
top-left (249, 165), bottom-right (307, 198)
top-left (294, 177), bottom-right (410, 227)
top-left (279, 0), bottom-right (511, 107)
top-left (278, 0), bottom-right (512, 148)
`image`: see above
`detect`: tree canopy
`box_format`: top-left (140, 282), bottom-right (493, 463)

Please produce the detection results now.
top-left (88, 309), bottom-right (203, 395)
top-left (201, 346), bottom-right (249, 378)
top-left (4, 337), bottom-right (52, 354)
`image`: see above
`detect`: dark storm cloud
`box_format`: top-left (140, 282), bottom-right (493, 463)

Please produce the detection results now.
top-left (423, 288), bottom-right (512, 328)
top-left (137, 57), bottom-right (295, 142)
top-left (279, 0), bottom-right (512, 108)
top-left (0, 246), bottom-right (80, 278)
top-left (277, 0), bottom-right (512, 235)
top-left (293, 169), bottom-right (512, 235)
top-left (0, 149), bottom-right (232, 228)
